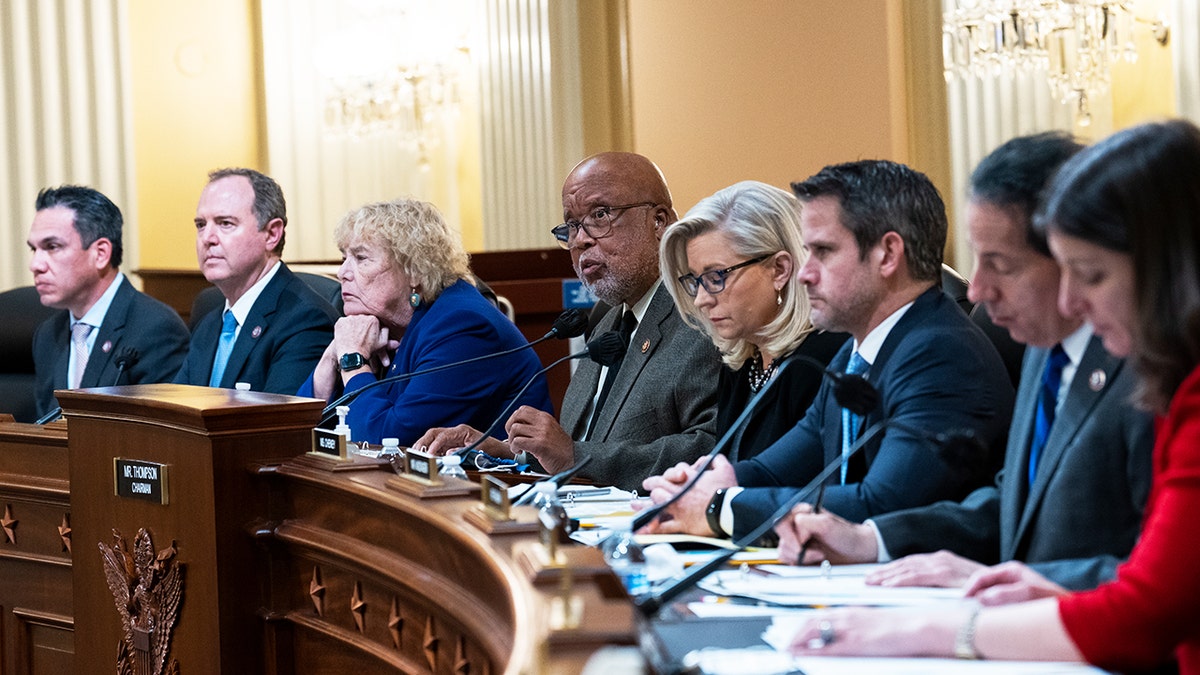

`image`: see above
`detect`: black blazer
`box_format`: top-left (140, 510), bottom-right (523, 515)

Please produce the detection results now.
top-left (717, 329), bottom-right (848, 463)
top-left (174, 263), bottom-right (337, 394)
top-left (730, 286), bottom-right (1015, 537)
top-left (32, 276), bottom-right (190, 417)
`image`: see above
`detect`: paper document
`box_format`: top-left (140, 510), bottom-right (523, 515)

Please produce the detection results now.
top-left (698, 569), bottom-right (963, 607)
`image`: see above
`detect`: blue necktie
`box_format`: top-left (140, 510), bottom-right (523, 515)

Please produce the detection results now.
top-left (1028, 344), bottom-right (1069, 486)
top-left (209, 310), bottom-right (238, 387)
top-left (841, 351), bottom-right (869, 484)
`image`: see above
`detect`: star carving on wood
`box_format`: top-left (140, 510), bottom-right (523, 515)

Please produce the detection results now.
top-left (424, 616), bottom-right (439, 671)
top-left (350, 581), bottom-right (367, 633)
top-left (454, 635), bottom-right (471, 675)
top-left (2, 504), bottom-right (17, 544)
top-left (309, 567), bottom-right (326, 616)
top-left (388, 596), bottom-right (403, 649)
top-left (58, 514), bottom-right (72, 554)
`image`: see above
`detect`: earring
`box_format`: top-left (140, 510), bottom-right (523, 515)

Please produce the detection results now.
top-left (409, 287), bottom-right (422, 308)
top-left (776, 289), bottom-right (782, 306)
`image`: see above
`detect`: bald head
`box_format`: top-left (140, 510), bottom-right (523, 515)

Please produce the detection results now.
top-left (561, 152), bottom-right (676, 306)
top-left (564, 152), bottom-right (675, 219)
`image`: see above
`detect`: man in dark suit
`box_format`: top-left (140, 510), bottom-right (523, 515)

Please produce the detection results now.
top-left (416, 152), bottom-right (723, 492)
top-left (174, 168), bottom-right (337, 394)
top-left (774, 133), bottom-right (1153, 591)
top-left (29, 186), bottom-right (190, 419)
top-left (641, 160), bottom-right (1014, 538)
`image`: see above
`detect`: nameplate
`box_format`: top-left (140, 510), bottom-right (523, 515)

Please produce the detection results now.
top-left (481, 475), bottom-right (512, 520)
top-left (311, 428), bottom-right (348, 460)
top-left (405, 448), bottom-right (439, 484)
top-left (113, 458), bottom-right (169, 505)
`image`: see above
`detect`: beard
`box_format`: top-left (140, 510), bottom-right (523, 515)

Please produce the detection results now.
top-left (578, 255), bottom-right (659, 307)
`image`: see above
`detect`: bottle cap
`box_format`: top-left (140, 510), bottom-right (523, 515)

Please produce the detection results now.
top-left (442, 454), bottom-right (462, 466)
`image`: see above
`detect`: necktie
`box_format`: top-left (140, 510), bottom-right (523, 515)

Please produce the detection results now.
top-left (587, 309), bottom-right (638, 439)
top-left (1028, 344), bottom-right (1070, 486)
top-left (209, 310), bottom-right (239, 387)
top-left (840, 351), bottom-right (869, 484)
top-left (70, 322), bottom-right (93, 389)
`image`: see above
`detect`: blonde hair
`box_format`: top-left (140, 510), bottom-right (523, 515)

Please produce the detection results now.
top-left (660, 180), bottom-right (815, 369)
top-left (334, 197), bottom-right (472, 299)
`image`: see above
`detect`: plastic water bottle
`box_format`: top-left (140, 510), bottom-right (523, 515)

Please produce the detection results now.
top-left (602, 524), bottom-right (649, 597)
top-left (438, 453), bottom-right (469, 481)
top-left (531, 482), bottom-right (572, 545)
top-left (381, 438), bottom-right (401, 456)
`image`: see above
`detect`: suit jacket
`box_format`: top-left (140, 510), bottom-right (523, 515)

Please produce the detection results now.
top-left (874, 337), bottom-right (1154, 589)
top-left (33, 276), bottom-right (190, 417)
top-left (730, 286), bottom-right (1015, 538)
top-left (717, 329), bottom-right (848, 463)
top-left (175, 263), bottom-right (337, 394)
top-left (298, 280), bottom-right (553, 445)
top-left (560, 284), bottom-right (723, 492)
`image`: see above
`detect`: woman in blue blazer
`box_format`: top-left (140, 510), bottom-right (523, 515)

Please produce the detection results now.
top-left (298, 198), bottom-right (552, 445)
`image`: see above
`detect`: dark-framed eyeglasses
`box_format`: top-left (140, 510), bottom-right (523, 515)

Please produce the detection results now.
top-left (551, 202), bottom-right (657, 249)
top-left (677, 254), bottom-right (771, 297)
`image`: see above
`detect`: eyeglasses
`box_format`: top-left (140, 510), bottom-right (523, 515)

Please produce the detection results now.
top-left (551, 202), bottom-right (657, 249)
top-left (677, 254), bottom-right (771, 297)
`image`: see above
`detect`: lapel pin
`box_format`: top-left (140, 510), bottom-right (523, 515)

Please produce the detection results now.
top-left (251, 325), bottom-right (263, 338)
top-left (101, 340), bottom-right (113, 353)
top-left (640, 339), bottom-right (650, 353)
top-left (1088, 369), bottom-right (1106, 391)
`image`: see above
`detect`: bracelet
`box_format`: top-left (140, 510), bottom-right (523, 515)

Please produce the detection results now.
top-left (705, 488), bottom-right (728, 537)
top-left (954, 605), bottom-right (982, 659)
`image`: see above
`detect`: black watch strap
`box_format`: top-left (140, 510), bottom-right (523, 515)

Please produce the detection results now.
top-left (705, 488), bottom-right (729, 537)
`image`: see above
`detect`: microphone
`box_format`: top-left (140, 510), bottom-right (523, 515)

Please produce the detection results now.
top-left (36, 407), bottom-right (63, 424)
top-left (318, 308), bottom-right (589, 424)
top-left (450, 331), bottom-right (627, 459)
top-left (633, 420), bottom-right (986, 616)
top-left (110, 347), bottom-right (140, 386)
top-left (630, 351), bottom-right (878, 532)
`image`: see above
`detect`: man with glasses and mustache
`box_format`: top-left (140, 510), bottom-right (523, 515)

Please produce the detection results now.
top-left (417, 152), bottom-right (722, 492)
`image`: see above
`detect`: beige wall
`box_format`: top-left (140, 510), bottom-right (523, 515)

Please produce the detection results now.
top-left (624, 0), bottom-right (920, 216)
top-left (128, 0), bottom-right (262, 271)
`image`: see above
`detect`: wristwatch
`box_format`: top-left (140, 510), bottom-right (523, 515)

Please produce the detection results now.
top-left (338, 352), bottom-right (367, 372)
top-left (705, 488), bottom-right (729, 537)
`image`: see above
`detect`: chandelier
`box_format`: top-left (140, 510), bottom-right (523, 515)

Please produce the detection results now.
top-left (942, 1), bottom-right (1169, 125)
top-left (313, 2), bottom-right (474, 155)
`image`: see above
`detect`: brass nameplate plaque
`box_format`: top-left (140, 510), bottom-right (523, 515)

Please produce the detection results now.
top-left (113, 458), bottom-right (170, 505)
top-left (481, 475), bottom-right (512, 520)
top-left (405, 448), bottom-right (440, 484)
top-left (311, 428), bottom-right (349, 460)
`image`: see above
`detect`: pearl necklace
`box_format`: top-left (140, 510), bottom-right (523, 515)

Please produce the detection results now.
top-left (747, 351), bottom-right (779, 393)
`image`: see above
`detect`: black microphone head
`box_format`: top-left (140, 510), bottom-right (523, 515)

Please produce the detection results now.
top-left (548, 308), bottom-right (589, 339)
top-left (831, 373), bottom-right (879, 416)
top-left (586, 331), bottom-right (626, 367)
top-left (933, 429), bottom-right (991, 479)
top-left (116, 347), bottom-right (140, 369)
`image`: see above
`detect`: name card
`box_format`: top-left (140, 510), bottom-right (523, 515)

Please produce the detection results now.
top-left (113, 458), bottom-right (170, 504)
top-left (405, 448), bottom-right (439, 484)
top-left (311, 428), bottom-right (348, 460)
top-left (481, 475), bottom-right (512, 520)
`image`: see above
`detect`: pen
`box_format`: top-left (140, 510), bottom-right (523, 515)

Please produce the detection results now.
top-left (795, 483), bottom-right (826, 565)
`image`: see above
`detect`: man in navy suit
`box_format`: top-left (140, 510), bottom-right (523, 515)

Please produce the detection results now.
top-left (29, 186), bottom-right (190, 418)
top-left (174, 168), bottom-right (336, 394)
top-left (641, 160), bottom-right (1014, 539)
top-left (774, 133), bottom-right (1153, 591)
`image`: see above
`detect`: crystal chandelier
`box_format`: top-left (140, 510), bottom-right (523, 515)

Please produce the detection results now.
top-left (313, 2), bottom-right (474, 155)
top-left (942, 1), bottom-right (1169, 125)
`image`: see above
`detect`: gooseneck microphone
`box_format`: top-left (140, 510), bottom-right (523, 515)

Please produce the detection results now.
top-left (318, 308), bottom-right (589, 424)
top-left (110, 347), bottom-right (140, 386)
top-left (630, 352), bottom-right (878, 532)
top-left (34, 346), bottom-right (143, 425)
top-left (633, 420), bottom-right (986, 616)
top-left (451, 331), bottom-right (626, 459)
